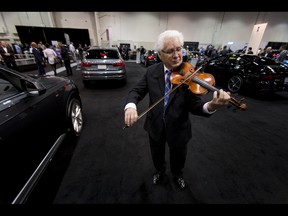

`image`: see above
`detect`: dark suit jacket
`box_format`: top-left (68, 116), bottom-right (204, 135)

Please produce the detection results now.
top-left (126, 62), bottom-right (212, 146)
top-left (0, 45), bottom-right (15, 63)
top-left (31, 48), bottom-right (44, 64)
top-left (260, 52), bottom-right (273, 58)
top-left (60, 45), bottom-right (70, 61)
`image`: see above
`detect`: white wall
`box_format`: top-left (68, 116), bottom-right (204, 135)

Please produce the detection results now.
top-left (262, 12), bottom-right (288, 42)
top-left (53, 12), bottom-right (98, 46)
top-left (97, 12), bottom-right (288, 50)
top-left (0, 13), bottom-right (7, 33)
top-left (1, 11), bottom-right (288, 50)
top-left (0, 12), bottom-right (54, 43)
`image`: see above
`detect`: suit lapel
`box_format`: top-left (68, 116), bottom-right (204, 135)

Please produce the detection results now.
top-left (0, 46), bottom-right (5, 54)
top-left (153, 63), bottom-right (177, 107)
top-left (152, 63), bottom-right (165, 95)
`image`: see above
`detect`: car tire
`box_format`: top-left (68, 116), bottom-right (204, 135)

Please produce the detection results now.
top-left (227, 75), bottom-right (243, 93)
top-left (67, 98), bottom-right (83, 137)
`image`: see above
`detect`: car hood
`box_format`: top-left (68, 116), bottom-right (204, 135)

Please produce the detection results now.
top-left (26, 74), bottom-right (71, 88)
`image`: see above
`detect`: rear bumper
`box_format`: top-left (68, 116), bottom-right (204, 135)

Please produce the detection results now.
top-left (82, 70), bottom-right (126, 81)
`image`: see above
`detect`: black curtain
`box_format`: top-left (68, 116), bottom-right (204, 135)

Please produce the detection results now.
top-left (15, 25), bottom-right (90, 47)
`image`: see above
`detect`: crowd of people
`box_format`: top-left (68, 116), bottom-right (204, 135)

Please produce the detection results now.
top-left (181, 43), bottom-right (288, 68)
top-left (202, 44), bottom-right (288, 63)
top-left (1, 38), bottom-right (288, 77)
top-left (0, 40), bottom-right (90, 76)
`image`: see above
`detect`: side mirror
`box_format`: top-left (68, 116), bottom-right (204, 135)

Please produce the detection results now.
top-left (20, 79), bottom-right (46, 96)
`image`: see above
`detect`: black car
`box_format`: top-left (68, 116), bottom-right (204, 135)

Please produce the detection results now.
top-left (202, 53), bottom-right (288, 94)
top-left (140, 50), bottom-right (160, 67)
top-left (0, 66), bottom-right (84, 204)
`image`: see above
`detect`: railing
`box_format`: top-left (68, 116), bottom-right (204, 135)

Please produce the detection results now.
top-left (14, 53), bottom-right (36, 66)
top-left (15, 53), bottom-right (34, 59)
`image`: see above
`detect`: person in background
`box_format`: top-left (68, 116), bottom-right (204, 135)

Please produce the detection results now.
top-left (38, 41), bottom-right (45, 50)
top-left (30, 42), bottom-right (46, 76)
top-left (140, 46), bottom-right (146, 61)
top-left (53, 43), bottom-right (63, 67)
top-left (205, 44), bottom-right (214, 57)
top-left (247, 47), bottom-right (253, 54)
top-left (23, 43), bottom-right (30, 53)
top-left (199, 46), bottom-right (205, 55)
top-left (276, 45), bottom-right (287, 63)
top-left (124, 30), bottom-right (230, 190)
top-left (43, 43), bottom-right (57, 76)
top-left (140, 46), bottom-right (146, 55)
top-left (210, 47), bottom-right (219, 58)
top-left (77, 44), bottom-right (84, 61)
top-left (59, 41), bottom-right (73, 76)
top-left (13, 43), bottom-right (22, 54)
top-left (260, 46), bottom-right (273, 58)
top-left (220, 45), bottom-right (229, 56)
top-left (37, 41), bottom-right (45, 56)
top-left (182, 47), bottom-right (187, 62)
top-left (83, 44), bottom-right (89, 51)
top-left (122, 45), bottom-right (129, 60)
top-left (256, 48), bottom-right (262, 56)
top-left (0, 41), bottom-right (18, 71)
top-left (69, 42), bottom-right (76, 62)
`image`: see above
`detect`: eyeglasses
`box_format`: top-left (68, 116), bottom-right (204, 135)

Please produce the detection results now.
top-left (161, 46), bottom-right (182, 55)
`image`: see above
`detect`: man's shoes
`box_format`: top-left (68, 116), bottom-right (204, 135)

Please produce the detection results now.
top-left (175, 177), bottom-right (186, 189)
top-left (153, 172), bottom-right (163, 185)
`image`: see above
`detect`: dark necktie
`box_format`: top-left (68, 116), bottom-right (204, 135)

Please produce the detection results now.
top-left (164, 69), bottom-right (172, 113)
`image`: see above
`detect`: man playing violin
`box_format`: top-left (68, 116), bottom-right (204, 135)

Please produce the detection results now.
top-left (124, 30), bottom-right (230, 190)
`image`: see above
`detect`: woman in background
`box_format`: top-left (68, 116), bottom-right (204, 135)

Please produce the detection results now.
top-left (43, 43), bottom-right (57, 76)
top-left (53, 43), bottom-right (63, 67)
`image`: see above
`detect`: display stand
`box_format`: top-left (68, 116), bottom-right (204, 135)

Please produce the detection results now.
top-left (136, 51), bottom-right (140, 64)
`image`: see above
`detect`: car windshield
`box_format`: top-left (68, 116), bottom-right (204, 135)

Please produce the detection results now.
top-left (225, 56), bottom-right (247, 65)
top-left (86, 50), bottom-right (119, 59)
top-left (147, 50), bottom-right (157, 56)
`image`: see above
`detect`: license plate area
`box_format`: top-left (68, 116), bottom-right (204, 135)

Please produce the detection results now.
top-left (98, 65), bottom-right (107, 69)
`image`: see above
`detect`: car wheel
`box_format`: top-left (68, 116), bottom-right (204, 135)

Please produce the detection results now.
top-left (227, 75), bottom-right (243, 93)
top-left (67, 98), bottom-right (83, 137)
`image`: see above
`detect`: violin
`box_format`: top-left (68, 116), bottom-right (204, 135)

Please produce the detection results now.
top-left (170, 62), bottom-right (247, 111)
top-left (123, 62), bottom-right (247, 129)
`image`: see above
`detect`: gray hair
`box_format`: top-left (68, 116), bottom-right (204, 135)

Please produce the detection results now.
top-left (154, 30), bottom-right (184, 51)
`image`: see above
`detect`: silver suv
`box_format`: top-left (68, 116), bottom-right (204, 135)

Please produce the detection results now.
top-left (81, 46), bottom-right (127, 87)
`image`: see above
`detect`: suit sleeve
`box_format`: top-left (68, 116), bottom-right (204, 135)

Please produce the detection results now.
top-left (125, 72), bottom-right (148, 106)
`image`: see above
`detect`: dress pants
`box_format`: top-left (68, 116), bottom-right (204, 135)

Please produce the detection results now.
top-left (149, 127), bottom-right (188, 178)
top-left (64, 59), bottom-right (72, 75)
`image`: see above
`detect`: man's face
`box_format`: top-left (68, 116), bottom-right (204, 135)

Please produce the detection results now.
top-left (0, 41), bottom-right (6, 47)
top-left (158, 38), bottom-right (182, 70)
